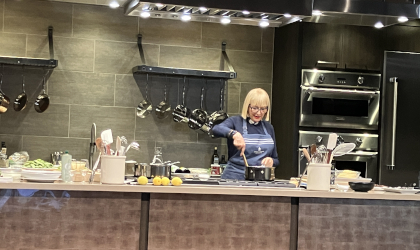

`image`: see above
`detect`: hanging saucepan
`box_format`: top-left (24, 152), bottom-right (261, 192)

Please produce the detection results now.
top-left (14, 67), bottom-right (27, 111)
top-left (172, 76), bottom-right (191, 123)
top-left (207, 80), bottom-right (229, 128)
top-left (0, 72), bottom-right (10, 114)
top-left (155, 76), bottom-right (171, 119)
top-left (188, 87), bottom-right (210, 132)
top-left (136, 73), bottom-right (153, 118)
top-left (34, 75), bottom-right (50, 113)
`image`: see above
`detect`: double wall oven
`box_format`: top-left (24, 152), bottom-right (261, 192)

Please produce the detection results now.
top-left (298, 70), bottom-right (381, 180)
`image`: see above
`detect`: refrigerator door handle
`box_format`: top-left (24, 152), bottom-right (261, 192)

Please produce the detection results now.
top-left (388, 77), bottom-right (398, 170)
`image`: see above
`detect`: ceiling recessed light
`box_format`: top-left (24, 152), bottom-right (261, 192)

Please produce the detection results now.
top-left (242, 10), bottom-right (250, 15)
top-left (284, 13), bottom-right (292, 18)
top-left (109, 1), bottom-right (119, 9)
top-left (259, 20), bottom-right (270, 27)
top-left (221, 17), bottom-right (231, 24)
top-left (199, 7), bottom-right (208, 12)
top-left (155, 3), bottom-right (164, 8)
top-left (181, 14), bottom-right (192, 21)
top-left (140, 11), bottom-right (151, 18)
top-left (374, 22), bottom-right (384, 29)
top-left (312, 10), bottom-right (322, 16)
top-left (398, 16), bottom-right (408, 22)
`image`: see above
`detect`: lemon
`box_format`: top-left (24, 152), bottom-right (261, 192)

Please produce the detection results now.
top-left (161, 177), bottom-right (170, 186)
top-left (153, 177), bottom-right (162, 186)
top-left (137, 176), bottom-right (148, 185)
top-left (171, 177), bottom-right (183, 186)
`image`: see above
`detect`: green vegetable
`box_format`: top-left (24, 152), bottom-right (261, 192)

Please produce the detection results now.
top-left (24, 159), bottom-right (55, 168)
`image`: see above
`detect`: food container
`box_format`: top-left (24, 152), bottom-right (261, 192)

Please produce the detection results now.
top-left (307, 163), bottom-right (331, 191)
top-left (71, 161), bottom-right (86, 170)
top-left (71, 169), bottom-right (100, 182)
top-left (100, 155), bottom-right (126, 184)
top-left (211, 164), bottom-right (222, 175)
top-left (245, 166), bottom-right (275, 181)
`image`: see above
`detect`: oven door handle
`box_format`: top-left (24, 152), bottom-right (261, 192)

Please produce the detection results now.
top-left (343, 152), bottom-right (378, 157)
top-left (301, 86), bottom-right (379, 96)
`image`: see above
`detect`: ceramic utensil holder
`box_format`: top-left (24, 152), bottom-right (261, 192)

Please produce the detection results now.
top-left (307, 163), bottom-right (331, 191)
top-left (101, 155), bottom-right (126, 184)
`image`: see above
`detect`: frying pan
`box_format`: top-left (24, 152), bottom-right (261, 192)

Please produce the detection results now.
top-left (207, 80), bottom-right (229, 128)
top-left (172, 76), bottom-right (191, 123)
top-left (0, 73), bottom-right (10, 114)
top-left (13, 68), bottom-right (27, 111)
top-left (188, 87), bottom-right (209, 132)
top-left (136, 74), bottom-right (153, 118)
top-left (34, 75), bottom-right (50, 113)
top-left (155, 76), bottom-right (171, 119)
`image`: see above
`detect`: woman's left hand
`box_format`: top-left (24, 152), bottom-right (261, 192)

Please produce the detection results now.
top-left (261, 157), bottom-right (273, 167)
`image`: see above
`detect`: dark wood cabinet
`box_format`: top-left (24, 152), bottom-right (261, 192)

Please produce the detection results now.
top-left (385, 25), bottom-right (420, 53)
top-left (302, 23), bottom-right (384, 71)
top-left (302, 23), bottom-right (342, 68)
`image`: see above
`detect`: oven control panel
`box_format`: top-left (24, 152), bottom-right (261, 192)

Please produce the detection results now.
top-left (303, 69), bottom-right (381, 89)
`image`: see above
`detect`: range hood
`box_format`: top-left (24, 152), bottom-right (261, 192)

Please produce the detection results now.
top-left (305, 0), bottom-right (420, 27)
top-left (124, 0), bottom-right (313, 27)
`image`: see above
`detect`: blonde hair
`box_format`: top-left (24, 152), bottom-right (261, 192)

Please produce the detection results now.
top-left (241, 88), bottom-right (271, 121)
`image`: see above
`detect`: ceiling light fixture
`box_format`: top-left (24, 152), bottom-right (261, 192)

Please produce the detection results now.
top-left (140, 11), bottom-right (151, 18)
top-left (221, 17), bottom-right (231, 24)
top-left (181, 14), bottom-right (192, 21)
top-left (374, 22), bottom-right (384, 29)
top-left (284, 13), bottom-right (292, 18)
top-left (242, 10), bottom-right (250, 15)
top-left (199, 7), bottom-right (208, 12)
top-left (398, 16), bottom-right (408, 22)
top-left (259, 19), bottom-right (270, 27)
top-left (312, 10), bottom-right (322, 16)
top-left (155, 3), bottom-right (164, 8)
top-left (109, 1), bottom-right (120, 9)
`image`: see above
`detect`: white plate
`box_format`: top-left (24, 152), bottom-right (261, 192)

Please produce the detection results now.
top-left (383, 187), bottom-right (419, 194)
top-left (22, 177), bottom-right (61, 183)
top-left (22, 173), bottom-right (61, 178)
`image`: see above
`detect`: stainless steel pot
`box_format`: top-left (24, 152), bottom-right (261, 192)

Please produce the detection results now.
top-left (245, 166), bottom-right (276, 181)
top-left (135, 163), bottom-right (151, 178)
top-left (150, 162), bottom-right (171, 178)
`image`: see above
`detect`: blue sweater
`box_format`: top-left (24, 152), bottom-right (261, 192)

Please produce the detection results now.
top-left (212, 116), bottom-right (280, 167)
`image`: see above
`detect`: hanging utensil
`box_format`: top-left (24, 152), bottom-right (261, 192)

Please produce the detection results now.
top-left (0, 68), bottom-right (10, 114)
top-left (172, 76), bottom-right (191, 123)
top-left (136, 73), bottom-right (153, 118)
top-left (34, 74), bottom-right (50, 113)
top-left (207, 79), bottom-right (229, 129)
top-left (328, 143), bottom-right (356, 163)
top-left (326, 133), bottom-right (338, 163)
top-left (188, 86), bottom-right (209, 132)
top-left (13, 66), bottom-right (27, 111)
top-left (156, 76), bottom-right (171, 119)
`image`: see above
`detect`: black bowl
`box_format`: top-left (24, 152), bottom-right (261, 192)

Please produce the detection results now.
top-left (349, 182), bottom-right (375, 192)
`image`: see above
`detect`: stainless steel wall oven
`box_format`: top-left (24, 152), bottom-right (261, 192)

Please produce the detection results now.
top-left (300, 69), bottom-right (381, 130)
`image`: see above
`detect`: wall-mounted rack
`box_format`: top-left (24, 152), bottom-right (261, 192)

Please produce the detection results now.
top-left (0, 26), bottom-right (58, 68)
top-left (132, 35), bottom-right (236, 79)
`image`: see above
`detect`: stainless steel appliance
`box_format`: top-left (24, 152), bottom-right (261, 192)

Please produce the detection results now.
top-left (300, 69), bottom-right (381, 130)
top-left (298, 131), bottom-right (378, 181)
top-left (380, 51), bottom-right (420, 186)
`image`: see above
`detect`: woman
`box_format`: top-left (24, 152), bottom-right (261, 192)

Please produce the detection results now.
top-left (211, 88), bottom-right (279, 180)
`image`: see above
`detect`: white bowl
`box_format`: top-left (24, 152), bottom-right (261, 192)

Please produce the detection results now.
top-left (198, 174), bottom-right (210, 181)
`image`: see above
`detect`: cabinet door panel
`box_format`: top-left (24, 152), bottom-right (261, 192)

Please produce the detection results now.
top-left (342, 26), bottom-right (384, 71)
top-left (302, 23), bottom-right (342, 68)
top-left (385, 25), bottom-right (420, 53)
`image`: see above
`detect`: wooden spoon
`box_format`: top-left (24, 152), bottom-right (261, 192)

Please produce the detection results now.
top-left (242, 154), bottom-right (249, 167)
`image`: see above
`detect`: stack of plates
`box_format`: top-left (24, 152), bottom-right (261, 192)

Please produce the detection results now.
top-left (21, 169), bottom-right (61, 183)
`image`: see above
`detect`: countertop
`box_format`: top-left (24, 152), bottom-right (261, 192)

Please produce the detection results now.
top-left (0, 181), bottom-right (419, 201)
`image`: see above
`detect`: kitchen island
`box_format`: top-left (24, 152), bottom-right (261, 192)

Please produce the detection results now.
top-left (0, 182), bottom-right (419, 250)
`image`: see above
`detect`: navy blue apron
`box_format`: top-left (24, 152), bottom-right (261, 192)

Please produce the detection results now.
top-left (221, 119), bottom-right (275, 180)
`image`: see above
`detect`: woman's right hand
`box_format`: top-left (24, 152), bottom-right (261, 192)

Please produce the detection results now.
top-left (232, 132), bottom-right (246, 156)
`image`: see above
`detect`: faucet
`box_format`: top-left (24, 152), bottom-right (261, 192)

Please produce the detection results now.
top-left (89, 123), bottom-right (96, 170)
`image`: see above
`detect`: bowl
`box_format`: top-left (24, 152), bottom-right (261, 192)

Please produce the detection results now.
top-left (198, 174), bottom-right (210, 181)
top-left (349, 182), bottom-right (375, 192)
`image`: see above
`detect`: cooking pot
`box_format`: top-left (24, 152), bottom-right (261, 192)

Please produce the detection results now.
top-left (150, 162), bottom-right (171, 178)
top-left (135, 163), bottom-right (151, 178)
top-left (245, 166), bottom-right (276, 181)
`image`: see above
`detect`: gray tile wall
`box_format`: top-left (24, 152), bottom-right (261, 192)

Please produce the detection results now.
top-left (0, 0), bottom-right (274, 167)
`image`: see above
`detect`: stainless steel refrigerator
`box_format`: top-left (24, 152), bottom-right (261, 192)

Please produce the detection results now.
top-left (380, 51), bottom-right (420, 186)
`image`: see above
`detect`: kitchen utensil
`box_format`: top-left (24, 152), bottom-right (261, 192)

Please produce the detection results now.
top-left (0, 74), bottom-right (10, 114)
top-left (101, 129), bottom-right (113, 155)
top-left (172, 77), bottom-right (191, 123)
top-left (297, 148), bottom-right (313, 188)
top-left (349, 182), bottom-right (375, 192)
top-left (124, 141), bottom-right (140, 155)
top-left (137, 74), bottom-right (153, 118)
top-left (310, 144), bottom-right (316, 157)
top-left (89, 123), bottom-right (96, 170)
top-left (329, 143), bottom-right (356, 163)
top-left (115, 136), bottom-right (122, 156)
top-left (207, 80), bottom-right (229, 132)
top-left (13, 67), bottom-right (27, 111)
top-left (100, 155), bottom-right (126, 184)
top-left (242, 154), bottom-right (249, 167)
top-left (188, 87), bottom-right (209, 132)
top-left (89, 138), bottom-right (103, 184)
top-left (326, 133), bottom-right (338, 163)
top-left (34, 75), bottom-right (50, 113)
top-left (245, 166), bottom-right (276, 181)
top-left (155, 76), bottom-right (171, 119)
